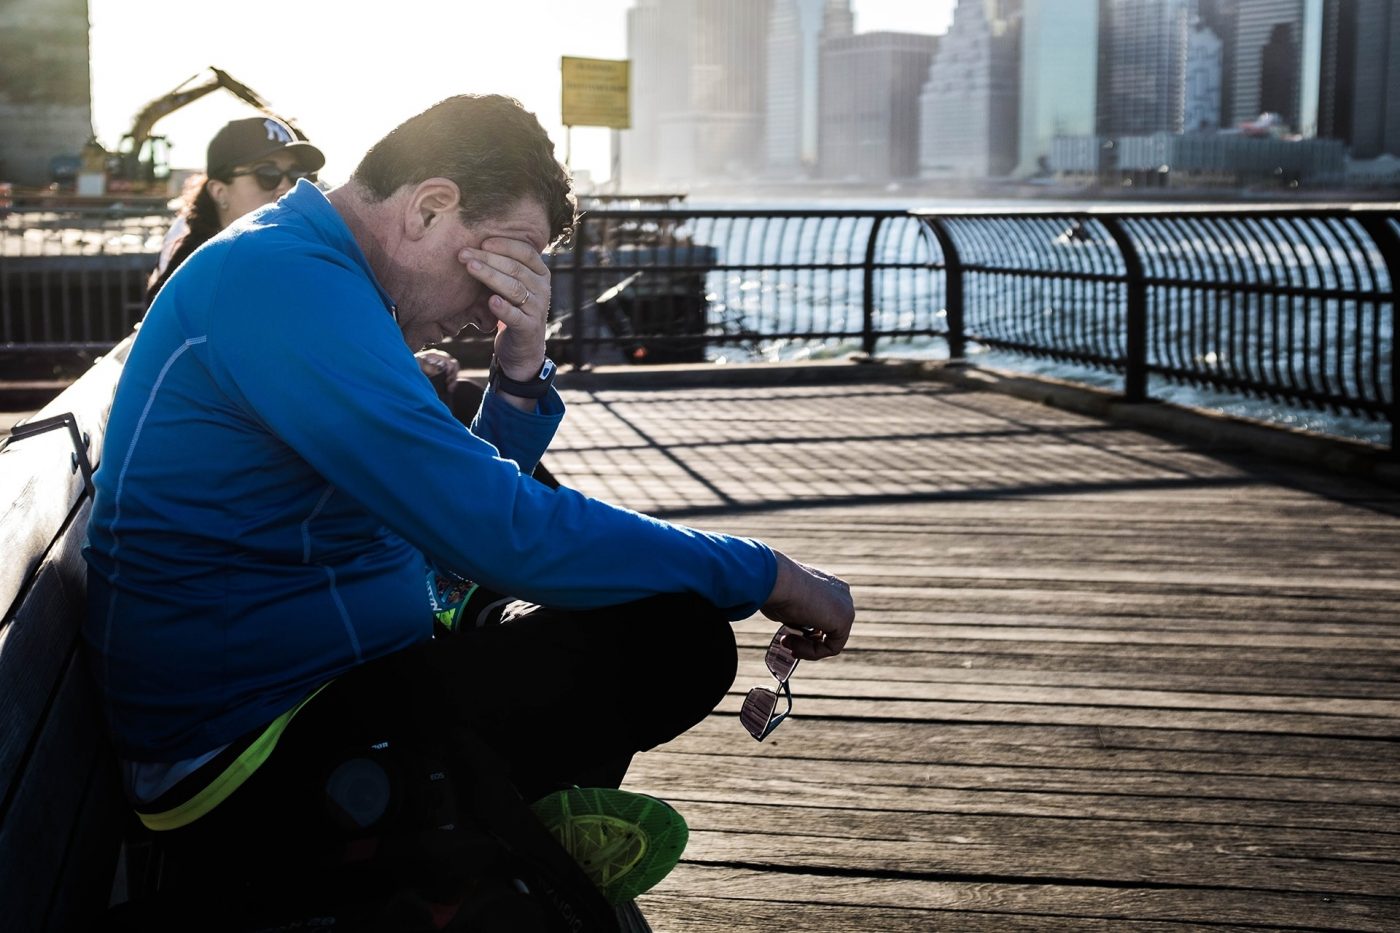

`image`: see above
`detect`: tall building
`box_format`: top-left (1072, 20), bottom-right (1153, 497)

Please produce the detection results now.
top-left (1184, 15), bottom-right (1224, 131)
top-left (821, 0), bottom-right (854, 41)
top-left (1259, 22), bottom-right (1299, 119)
top-left (1016, 0), bottom-right (1097, 177)
top-left (619, 0), bottom-right (772, 190)
top-left (1097, 0), bottom-right (1190, 136)
top-left (0, 0), bottom-right (92, 187)
top-left (1197, 0), bottom-right (1240, 129)
top-left (1229, 0), bottom-right (1315, 131)
top-left (764, 0), bottom-right (826, 176)
top-left (1318, 0), bottom-right (1400, 156)
top-left (820, 31), bottom-right (938, 181)
top-left (918, 0), bottom-right (1021, 179)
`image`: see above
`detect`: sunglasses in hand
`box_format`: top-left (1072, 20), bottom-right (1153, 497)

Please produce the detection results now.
top-left (740, 626), bottom-right (813, 741)
top-left (229, 164), bottom-right (318, 192)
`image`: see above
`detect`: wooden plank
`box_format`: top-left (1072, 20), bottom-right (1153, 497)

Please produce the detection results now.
top-left (654, 801), bottom-right (1400, 895)
top-left (717, 675), bottom-right (1400, 718)
top-left (640, 865), bottom-right (1400, 932)
top-left (729, 655), bottom-right (1400, 698)
top-left (666, 717), bottom-right (1400, 783)
top-left (628, 750), bottom-right (1400, 828)
top-left (701, 692), bottom-right (1400, 738)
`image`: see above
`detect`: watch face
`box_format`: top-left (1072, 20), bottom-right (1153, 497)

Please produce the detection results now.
top-left (491, 357), bottom-right (556, 398)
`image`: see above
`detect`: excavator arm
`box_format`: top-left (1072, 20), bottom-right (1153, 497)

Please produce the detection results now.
top-left (115, 67), bottom-right (304, 184)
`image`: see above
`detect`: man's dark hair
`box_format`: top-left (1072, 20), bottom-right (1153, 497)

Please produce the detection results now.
top-left (351, 94), bottom-right (576, 245)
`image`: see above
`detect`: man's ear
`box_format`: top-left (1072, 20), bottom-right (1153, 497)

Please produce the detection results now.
top-left (404, 178), bottom-right (461, 240)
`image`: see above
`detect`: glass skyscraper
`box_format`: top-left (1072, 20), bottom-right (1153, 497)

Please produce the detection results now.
top-left (1016, 0), bottom-right (1098, 177)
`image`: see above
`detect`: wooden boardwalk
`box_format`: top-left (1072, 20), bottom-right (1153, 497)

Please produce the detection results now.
top-left (545, 372), bottom-right (1400, 933)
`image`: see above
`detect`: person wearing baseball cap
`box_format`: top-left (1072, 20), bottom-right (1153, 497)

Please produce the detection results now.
top-left (145, 115), bottom-right (326, 306)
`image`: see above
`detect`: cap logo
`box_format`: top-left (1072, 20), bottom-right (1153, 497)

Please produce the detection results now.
top-left (263, 118), bottom-right (293, 144)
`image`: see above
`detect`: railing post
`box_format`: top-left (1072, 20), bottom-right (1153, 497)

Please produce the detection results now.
top-left (1099, 215), bottom-right (1148, 403)
top-left (1356, 212), bottom-right (1400, 456)
top-left (569, 217), bottom-right (588, 369)
top-left (922, 217), bottom-right (965, 360)
top-left (861, 217), bottom-right (886, 356)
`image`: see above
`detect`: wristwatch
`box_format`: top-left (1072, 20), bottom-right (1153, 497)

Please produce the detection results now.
top-left (488, 356), bottom-right (557, 399)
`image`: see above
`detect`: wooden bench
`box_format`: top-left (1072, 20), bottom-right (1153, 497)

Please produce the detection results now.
top-left (0, 338), bottom-right (130, 931)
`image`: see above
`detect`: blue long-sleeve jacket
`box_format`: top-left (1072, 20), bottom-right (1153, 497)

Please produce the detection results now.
top-left (83, 182), bottom-right (776, 761)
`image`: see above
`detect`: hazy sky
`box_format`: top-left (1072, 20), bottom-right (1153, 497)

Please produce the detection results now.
top-left (88, 0), bottom-right (956, 186)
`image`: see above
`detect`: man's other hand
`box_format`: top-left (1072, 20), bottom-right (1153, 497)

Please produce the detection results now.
top-left (761, 552), bottom-right (854, 661)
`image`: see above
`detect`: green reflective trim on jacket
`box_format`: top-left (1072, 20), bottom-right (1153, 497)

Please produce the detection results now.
top-left (137, 683), bottom-right (329, 832)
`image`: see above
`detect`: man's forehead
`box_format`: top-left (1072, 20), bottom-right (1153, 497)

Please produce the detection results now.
top-left (477, 201), bottom-right (551, 252)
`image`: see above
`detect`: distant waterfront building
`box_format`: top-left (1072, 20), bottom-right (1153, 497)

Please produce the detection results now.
top-left (1184, 17), bottom-right (1224, 131)
top-left (1229, 0), bottom-right (1323, 134)
top-left (918, 0), bottom-right (1021, 179)
top-left (1318, 0), bottom-right (1400, 157)
top-left (619, 0), bottom-right (771, 190)
top-left (819, 31), bottom-right (937, 182)
top-left (1052, 130), bottom-right (1344, 187)
top-left (1049, 135), bottom-right (1107, 177)
top-left (1114, 131), bottom-right (1344, 186)
top-left (1015, 0), bottom-right (1097, 177)
top-left (0, 0), bottom-right (92, 187)
top-left (764, 0), bottom-right (825, 177)
top-left (1097, 0), bottom-right (1190, 136)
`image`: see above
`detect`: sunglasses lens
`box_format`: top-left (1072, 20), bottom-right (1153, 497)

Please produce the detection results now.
top-left (253, 166), bottom-right (284, 191)
top-left (249, 167), bottom-right (313, 191)
top-left (741, 687), bottom-right (779, 740)
top-left (765, 632), bottom-right (799, 682)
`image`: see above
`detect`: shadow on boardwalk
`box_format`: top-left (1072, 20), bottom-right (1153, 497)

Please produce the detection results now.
top-left (546, 373), bottom-right (1400, 933)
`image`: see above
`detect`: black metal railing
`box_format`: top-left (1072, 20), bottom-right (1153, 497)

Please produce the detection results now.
top-left (915, 207), bottom-right (1397, 441)
top-left (545, 209), bottom-right (942, 367)
top-left (1, 203), bottom-right (1394, 448)
top-left (0, 206), bottom-right (165, 350)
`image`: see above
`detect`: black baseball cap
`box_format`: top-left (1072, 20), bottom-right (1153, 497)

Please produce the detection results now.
top-left (207, 116), bottom-right (325, 179)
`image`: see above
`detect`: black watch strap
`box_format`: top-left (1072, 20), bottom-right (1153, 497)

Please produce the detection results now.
top-left (488, 357), bottom-right (557, 399)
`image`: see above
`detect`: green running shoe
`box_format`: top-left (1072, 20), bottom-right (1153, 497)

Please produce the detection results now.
top-left (529, 787), bottom-right (688, 905)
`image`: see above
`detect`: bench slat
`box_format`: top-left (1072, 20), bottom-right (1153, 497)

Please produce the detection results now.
top-left (0, 647), bottom-right (122, 932)
top-left (0, 432), bottom-right (83, 623)
top-left (0, 337), bottom-right (125, 620)
top-left (0, 499), bottom-right (91, 810)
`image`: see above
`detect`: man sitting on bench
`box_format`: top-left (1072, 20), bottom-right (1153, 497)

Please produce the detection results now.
top-left (82, 94), bottom-right (853, 927)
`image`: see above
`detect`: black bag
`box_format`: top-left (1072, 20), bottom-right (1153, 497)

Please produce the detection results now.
top-left (103, 726), bottom-right (624, 933)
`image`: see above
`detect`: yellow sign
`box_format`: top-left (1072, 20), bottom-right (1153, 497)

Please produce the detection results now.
top-left (561, 56), bottom-right (630, 129)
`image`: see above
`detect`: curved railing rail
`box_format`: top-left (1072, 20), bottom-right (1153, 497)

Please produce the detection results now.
top-left (2, 203), bottom-right (1394, 447)
top-left (552, 209), bottom-right (942, 365)
top-left (914, 207), bottom-right (1396, 433)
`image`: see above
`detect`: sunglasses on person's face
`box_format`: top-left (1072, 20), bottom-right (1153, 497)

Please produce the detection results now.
top-left (740, 628), bottom-right (802, 741)
top-left (229, 164), bottom-right (317, 192)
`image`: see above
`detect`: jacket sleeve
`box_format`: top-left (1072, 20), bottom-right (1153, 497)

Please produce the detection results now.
top-left (205, 246), bottom-right (777, 618)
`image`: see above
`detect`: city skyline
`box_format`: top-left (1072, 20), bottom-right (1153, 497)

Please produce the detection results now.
top-left (85, 0), bottom-right (956, 187)
top-left (6, 1), bottom-right (1395, 195)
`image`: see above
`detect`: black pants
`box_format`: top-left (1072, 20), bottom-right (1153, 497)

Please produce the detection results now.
top-left (154, 593), bottom-right (736, 897)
